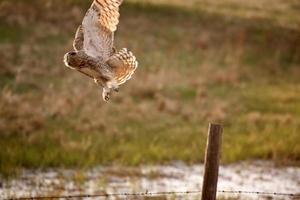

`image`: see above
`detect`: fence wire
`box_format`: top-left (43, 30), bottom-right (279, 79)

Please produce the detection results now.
top-left (4, 189), bottom-right (300, 200)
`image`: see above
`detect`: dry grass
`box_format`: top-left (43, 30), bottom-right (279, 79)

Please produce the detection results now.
top-left (0, 0), bottom-right (300, 176)
top-left (129, 0), bottom-right (300, 30)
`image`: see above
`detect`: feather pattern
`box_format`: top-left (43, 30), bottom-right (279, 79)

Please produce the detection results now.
top-left (65, 0), bottom-right (138, 101)
top-left (82, 0), bottom-right (123, 60)
top-left (107, 48), bottom-right (138, 85)
top-left (95, 0), bottom-right (123, 32)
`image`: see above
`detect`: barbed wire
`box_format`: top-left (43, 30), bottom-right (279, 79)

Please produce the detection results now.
top-left (4, 191), bottom-right (199, 200)
top-left (217, 190), bottom-right (300, 198)
top-left (4, 189), bottom-right (300, 200)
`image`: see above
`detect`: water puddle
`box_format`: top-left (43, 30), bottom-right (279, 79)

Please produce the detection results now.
top-left (1, 161), bottom-right (299, 199)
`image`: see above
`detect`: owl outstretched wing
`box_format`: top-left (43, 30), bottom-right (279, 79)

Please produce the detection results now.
top-left (81, 0), bottom-right (138, 85)
top-left (107, 48), bottom-right (138, 85)
top-left (82, 0), bottom-right (123, 60)
top-left (71, 0), bottom-right (138, 86)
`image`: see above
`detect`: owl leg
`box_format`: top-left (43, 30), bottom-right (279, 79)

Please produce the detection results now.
top-left (73, 25), bottom-right (84, 51)
top-left (102, 87), bottom-right (111, 101)
top-left (96, 78), bottom-right (114, 101)
top-left (106, 79), bottom-right (119, 92)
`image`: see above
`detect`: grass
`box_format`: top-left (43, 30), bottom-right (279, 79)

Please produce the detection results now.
top-left (0, 0), bottom-right (300, 177)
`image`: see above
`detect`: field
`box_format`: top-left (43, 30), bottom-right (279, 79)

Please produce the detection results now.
top-left (0, 0), bottom-right (300, 177)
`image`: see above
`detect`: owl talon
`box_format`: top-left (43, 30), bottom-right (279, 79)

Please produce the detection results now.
top-left (103, 93), bottom-right (110, 101)
top-left (102, 88), bottom-right (111, 101)
top-left (104, 95), bottom-right (110, 101)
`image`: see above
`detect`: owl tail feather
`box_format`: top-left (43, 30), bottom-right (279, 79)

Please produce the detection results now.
top-left (106, 48), bottom-right (138, 85)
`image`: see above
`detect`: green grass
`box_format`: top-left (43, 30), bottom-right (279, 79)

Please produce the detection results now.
top-left (0, 0), bottom-right (300, 177)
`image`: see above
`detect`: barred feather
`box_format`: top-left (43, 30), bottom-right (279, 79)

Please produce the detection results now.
top-left (107, 48), bottom-right (138, 85)
top-left (82, 0), bottom-right (123, 59)
top-left (94, 0), bottom-right (123, 32)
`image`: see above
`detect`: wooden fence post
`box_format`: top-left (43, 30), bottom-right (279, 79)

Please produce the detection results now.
top-left (201, 123), bottom-right (223, 200)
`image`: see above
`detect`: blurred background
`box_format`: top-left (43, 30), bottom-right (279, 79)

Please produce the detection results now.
top-left (0, 0), bottom-right (300, 179)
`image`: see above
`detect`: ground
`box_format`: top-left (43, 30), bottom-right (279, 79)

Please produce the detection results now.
top-left (0, 0), bottom-right (300, 177)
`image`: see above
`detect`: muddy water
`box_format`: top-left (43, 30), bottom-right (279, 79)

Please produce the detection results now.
top-left (1, 161), bottom-right (299, 199)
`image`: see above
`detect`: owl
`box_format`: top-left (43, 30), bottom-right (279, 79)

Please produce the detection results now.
top-left (64, 0), bottom-right (138, 101)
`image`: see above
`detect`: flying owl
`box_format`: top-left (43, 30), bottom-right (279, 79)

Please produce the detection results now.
top-left (64, 0), bottom-right (138, 101)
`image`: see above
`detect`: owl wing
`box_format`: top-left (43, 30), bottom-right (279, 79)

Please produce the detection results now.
top-left (82, 0), bottom-right (123, 60)
top-left (78, 0), bottom-right (138, 85)
top-left (107, 48), bottom-right (138, 85)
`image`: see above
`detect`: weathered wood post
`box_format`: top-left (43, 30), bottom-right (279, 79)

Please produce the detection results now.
top-left (201, 123), bottom-right (223, 200)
